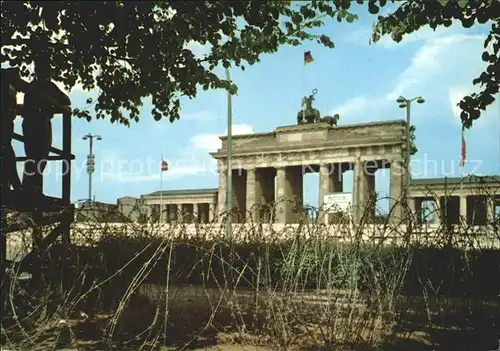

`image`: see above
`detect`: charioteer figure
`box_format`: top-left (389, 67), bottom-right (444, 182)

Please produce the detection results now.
top-left (296, 89), bottom-right (340, 127)
top-left (297, 89), bottom-right (320, 124)
top-left (22, 56), bottom-right (71, 197)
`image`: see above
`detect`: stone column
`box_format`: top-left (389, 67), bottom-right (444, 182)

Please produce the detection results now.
top-left (232, 168), bottom-right (247, 223)
top-left (318, 163), bottom-right (331, 223)
top-left (487, 196), bottom-right (495, 224)
top-left (161, 204), bottom-right (167, 222)
top-left (433, 196), bottom-right (441, 225)
top-left (193, 203), bottom-right (199, 223)
top-left (275, 167), bottom-right (287, 224)
top-left (407, 197), bottom-right (416, 223)
top-left (389, 158), bottom-right (404, 223)
top-left (217, 162), bottom-right (227, 220)
top-left (354, 159), bottom-right (371, 223)
top-left (460, 195), bottom-right (468, 224)
top-left (276, 166), bottom-right (303, 224)
top-left (414, 197), bottom-right (423, 224)
top-left (156, 204), bottom-right (160, 222)
top-left (246, 168), bottom-right (257, 222)
top-left (256, 168), bottom-right (276, 223)
top-left (169, 204), bottom-right (176, 222)
top-left (366, 163), bottom-right (377, 220)
top-left (178, 204), bottom-right (184, 222)
top-left (185, 204), bottom-right (190, 222)
top-left (174, 204), bottom-right (184, 222)
top-left (209, 203), bottom-right (215, 222)
top-left (286, 166), bottom-right (303, 223)
top-left (199, 204), bottom-right (207, 223)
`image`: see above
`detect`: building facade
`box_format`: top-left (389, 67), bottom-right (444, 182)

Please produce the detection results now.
top-left (118, 120), bottom-right (500, 226)
top-left (140, 188), bottom-right (217, 223)
top-left (411, 176), bottom-right (499, 226)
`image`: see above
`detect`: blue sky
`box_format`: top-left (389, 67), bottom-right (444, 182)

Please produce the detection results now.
top-left (6, 4), bottom-right (500, 210)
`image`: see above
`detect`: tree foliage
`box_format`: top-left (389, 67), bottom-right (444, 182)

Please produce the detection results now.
top-left (368, 0), bottom-right (500, 129)
top-left (1, 1), bottom-right (358, 126)
top-left (409, 125), bottom-right (418, 156)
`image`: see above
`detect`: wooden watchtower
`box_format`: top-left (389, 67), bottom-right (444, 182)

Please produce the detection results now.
top-left (1, 69), bottom-right (75, 279)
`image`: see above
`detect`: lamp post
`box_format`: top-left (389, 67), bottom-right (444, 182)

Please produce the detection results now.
top-left (82, 133), bottom-right (102, 202)
top-left (396, 96), bottom-right (424, 219)
top-left (225, 67), bottom-right (233, 240)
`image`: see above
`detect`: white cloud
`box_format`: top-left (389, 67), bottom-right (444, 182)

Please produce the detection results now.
top-left (347, 19), bottom-right (490, 49)
top-left (100, 165), bottom-right (209, 182)
top-left (98, 148), bottom-right (218, 182)
top-left (189, 123), bottom-right (255, 152)
top-left (385, 34), bottom-right (484, 102)
top-left (331, 96), bottom-right (369, 119)
top-left (184, 30), bottom-right (230, 59)
top-left (185, 41), bottom-right (212, 59)
top-left (182, 110), bottom-right (218, 122)
top-left (332, 33), bottom-right (489, 126)
top-left (108, 122), bottom-right (256, 182)
top-left (376, 24), bottom-right (458, 49)
top-left (190, 134), bottom-right (220, 152)
top-left (230, 123), bottom-right (255, 135)
top-left (448, 86), bottom-right (471, 123)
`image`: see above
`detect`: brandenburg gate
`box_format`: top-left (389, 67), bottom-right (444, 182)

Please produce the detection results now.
top-left (210, 119), bottom-right (408, 224)
top-left (121, 90), bottom-right (498, 227)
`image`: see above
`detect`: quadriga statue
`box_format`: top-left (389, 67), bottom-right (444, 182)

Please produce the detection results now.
top-left (319, 114), bottom-right (340, 127)
top-left (297, 89), bottom-right (320, 125)
top-left (296, 89), bottom-right (340, 127)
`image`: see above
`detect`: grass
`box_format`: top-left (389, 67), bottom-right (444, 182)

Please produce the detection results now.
top-left (2, 197), bottom-right (500, 350)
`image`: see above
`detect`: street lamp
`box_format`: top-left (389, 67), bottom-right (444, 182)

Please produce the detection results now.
top-left (397, 96), bottom-right (424, 219)
top-left (82, 133), bottom-right (102, 202)
top-left (225, 67), bottom-right (233, 240)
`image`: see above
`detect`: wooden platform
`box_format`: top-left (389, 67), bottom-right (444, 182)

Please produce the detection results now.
top-left (2, 209), bottom-right (74, 233)
top-left (1, 68), bottom-right (75, 318)
top-left (2, 190), bottom-right (74, 234)
top-left (2, 189), bottom-right (71, 212)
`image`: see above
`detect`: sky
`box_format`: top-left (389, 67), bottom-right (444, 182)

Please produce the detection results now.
top-left (6, 3), bottom-right (500, 211)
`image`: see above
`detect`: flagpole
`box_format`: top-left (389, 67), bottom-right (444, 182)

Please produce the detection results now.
top-left (303, 50), bottom-right (306, 95)
top-left (460, 126), bottom-right (465, 192)
top-left (160, 153), bottom-right (163, 222)
top-left (302, 51), bottom-right (306, 123)
top-left (302, 51), bottom-right (314, 124)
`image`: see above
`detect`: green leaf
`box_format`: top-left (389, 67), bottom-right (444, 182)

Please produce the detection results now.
top-left (346, 13), bottom-right (357, 23)
top-left (0, 2), bottom-right (360, 125)
top-left (368, 2), bottom-right (379, 14)
top-left (481, 51), bottom-right (490, 62)
top-left (369, 0), bottom-right (497, 128)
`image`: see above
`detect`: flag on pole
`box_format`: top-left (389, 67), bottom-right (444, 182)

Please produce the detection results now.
top-left (460, 126), bottom-right (466, 168)
top-left (304, 51), bottom-right (314, 65)
top-left (161, 160), bottom-right (168, 171)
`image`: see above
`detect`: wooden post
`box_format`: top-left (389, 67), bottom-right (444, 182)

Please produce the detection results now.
top-left (0, 206), bottom-right (6, 336)
top-left (62, 111), bottom-right (72, 244)
top-left (62, 111), bottom-right (71, 204)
